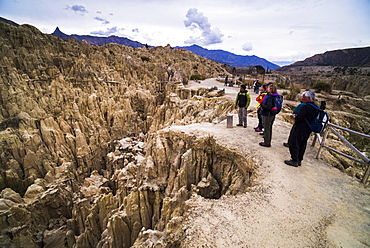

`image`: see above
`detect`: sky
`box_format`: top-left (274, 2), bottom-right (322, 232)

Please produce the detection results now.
top-left (1, 0), bottom-right (370, 66)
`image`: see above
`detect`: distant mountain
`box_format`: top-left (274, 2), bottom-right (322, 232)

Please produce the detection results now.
top-left (278, 46), bottom-right (370, 69)
top-left (0, 17), bottom-right (19, 27)
top-left (52, 27), bottom-right (147, 48)
top-left (51, 27), bottom-right (280, 69)
top-left (174, 45), bottom-right (280, 70)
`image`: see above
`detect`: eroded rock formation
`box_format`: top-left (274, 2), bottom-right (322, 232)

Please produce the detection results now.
top-left (0, 21), bottom-right (255, 247)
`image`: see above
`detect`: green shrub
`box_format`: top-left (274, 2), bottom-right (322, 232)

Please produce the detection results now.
top-left (190, 74), bottom-right (205, 80)
top-left (285, 85), bottom-right (301, 101)
top-left (277, 83), bottom-right (287, 89)
top-left (313, 82), bottom-right (332, 93)
top-left (140, 56), bottom-right (150, 62)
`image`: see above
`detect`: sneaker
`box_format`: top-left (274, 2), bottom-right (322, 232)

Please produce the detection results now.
top-left (236, 124), bottom-right (243, 126)
top-left (284, 160), bottom-right (299, 167)
top-left (244, 125), bottom-right (247, 128)
top-left (259, 142), bottom-right (271, 147)
top-left (259, 132), bottom-right (264, 136)
top-left (255, 128), bottom-right (262, 132)
top-left (253, 126), bottom-right (259, 130)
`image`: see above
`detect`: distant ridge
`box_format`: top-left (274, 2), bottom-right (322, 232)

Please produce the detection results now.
top-left (0, 17), bottom-right (19, 27)
top-left (52, 27), bottom-right (147, 48)
top-left (175, 45), bottom-right (280, 70)
top-left (52, 27), bottom-right (280, 70)
top-left (277, 46), bottom-right (370, 70)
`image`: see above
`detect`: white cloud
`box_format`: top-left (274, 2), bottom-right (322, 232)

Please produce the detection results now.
top-left (65, 5), bottom-right (88, 15)
top-left (91, 26), bottom-right (120, 36)
top-left (94, 17), bottom-right (110, 25)
top-left (184, 8), bottom-right (224, 46)
top-left (242, 42), bottom-right (253, 52)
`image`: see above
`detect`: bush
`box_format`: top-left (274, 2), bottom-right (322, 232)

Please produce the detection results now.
top-left (140, 56), bottom-right (150, 62)
top-left (277, 83), bottom-right (287, 89)
top-left (313, 82), bottom-right (332, 93)
top-left (284, 85), bottom-right (301, 101)
top-left (190, 74), bottom-right (205, 80)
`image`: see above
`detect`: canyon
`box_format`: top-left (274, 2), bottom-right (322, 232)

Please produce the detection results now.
top-left (0, 21), bottom-right (369, 247)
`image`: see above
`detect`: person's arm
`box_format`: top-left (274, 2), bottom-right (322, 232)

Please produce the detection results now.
top-left (246, 93), bottom-right (251, 108)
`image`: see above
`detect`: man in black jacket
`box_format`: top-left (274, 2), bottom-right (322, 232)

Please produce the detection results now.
top-left (285, 91), bottom-right (318, 167)
top-left (235, 84), bottom-right (251, 128)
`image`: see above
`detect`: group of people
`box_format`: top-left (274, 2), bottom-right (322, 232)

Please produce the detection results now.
top-left (235, 82), bottom-right (319, 167)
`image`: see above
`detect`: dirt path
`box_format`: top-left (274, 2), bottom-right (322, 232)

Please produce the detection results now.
top-left (178, 79), bottom-right (370, 247)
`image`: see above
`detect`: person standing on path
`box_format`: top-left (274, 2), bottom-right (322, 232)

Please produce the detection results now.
top-left (253, 80), bottom-right (261, 94)
top-left (259, 83), bottom-right (279, 147)
top-left (235, 84), bottom-right (251, 128)
top-left (284, 91), bottom-right (318, 167)
top-left (283, 94), bottom-right (304, 147)
top-left (254, 84), bottom-right (268, 132)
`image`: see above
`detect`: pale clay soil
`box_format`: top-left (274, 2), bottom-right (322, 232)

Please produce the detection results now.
top-left (175, 78), bottom-right (370, 248)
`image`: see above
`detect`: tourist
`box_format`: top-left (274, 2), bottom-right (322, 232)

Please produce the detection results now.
top-left (284, 91), bottom-right (318, 167)
top-left (254, 84), bottom-right (268, 132)
top-left (283, 94), bottom-right (304, 147)
top-left (259, 83), bottom-right (279, 147)
top-left (235, 84), bottom-right (251, 128)
top-left (253, 80), bottom-right (261, 94)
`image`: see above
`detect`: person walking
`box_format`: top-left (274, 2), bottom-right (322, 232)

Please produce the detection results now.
top-left (254, 84), bottom-right (268, 132)
top-left (253, 80), bottom-right (261, 94)
top-left (235, 84), bottom-right (251, 128)
top-left (284, 91), bottom-right (318, 167)
top-left (259, 83), bottom-right (279, 147)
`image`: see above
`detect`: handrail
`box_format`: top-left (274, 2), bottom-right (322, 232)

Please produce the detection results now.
top-left (312, 122), bottom-right (370, 184)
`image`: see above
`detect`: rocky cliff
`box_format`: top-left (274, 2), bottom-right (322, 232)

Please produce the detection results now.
top-left (274, 46), bottom-right (370, 97)
top-left (0, 21), bottom-right (257, 247)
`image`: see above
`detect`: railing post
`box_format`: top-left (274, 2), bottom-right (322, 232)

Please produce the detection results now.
top-left (361, 162), bottom-right (370, 184)
top-left (311, 133), bottom-right (317, 147)
top-left (316, 126), bottom-right (329, 159)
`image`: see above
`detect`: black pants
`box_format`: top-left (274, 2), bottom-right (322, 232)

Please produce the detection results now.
top-left (257, 108), bottom-right (263, 129)
top-left (288, 125), bottom-right (311, 162)
top-left (262, 114), bottom-right (275, 146)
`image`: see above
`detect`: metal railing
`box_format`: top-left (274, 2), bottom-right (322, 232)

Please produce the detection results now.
top-left (312, 123), bottom-right (370, 184)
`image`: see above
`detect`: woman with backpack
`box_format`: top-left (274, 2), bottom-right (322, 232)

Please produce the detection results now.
top-left (284, 91), bottom-right (319, 167)
top-left (259, 83), bottom-right (281, 147)
top-left (254, 84), bottom-right (268, 132)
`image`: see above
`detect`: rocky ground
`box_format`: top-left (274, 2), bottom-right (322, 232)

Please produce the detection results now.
top-left (178, 78), bottom-right (370, 248)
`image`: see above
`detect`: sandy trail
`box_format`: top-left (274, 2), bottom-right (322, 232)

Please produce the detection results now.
top-left (177, 78), bottom-right (370, 248)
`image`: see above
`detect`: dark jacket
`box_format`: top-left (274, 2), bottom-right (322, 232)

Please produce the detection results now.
top-left (294, 102), bottom-right (318, 131)
top-left (260, 93), bottom-right (279, 116)
top-left (235, 90), bottom-right (251, 108)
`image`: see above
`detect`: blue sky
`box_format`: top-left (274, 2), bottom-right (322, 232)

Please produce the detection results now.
top-left (1, 0), bottom-right (369, 65)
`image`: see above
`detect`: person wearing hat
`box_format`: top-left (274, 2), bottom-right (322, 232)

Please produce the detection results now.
top-left (235, 84), bottom-right (251, 128)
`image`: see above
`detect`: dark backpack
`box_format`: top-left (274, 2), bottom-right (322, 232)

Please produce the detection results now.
top-left (270, 95), bottom-right (283, 114)
top-left (305, 103), bottom-right (329, 133)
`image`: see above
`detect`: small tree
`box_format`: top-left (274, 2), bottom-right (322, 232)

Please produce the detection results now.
top-left (313, 82), bottom-right (332, 93)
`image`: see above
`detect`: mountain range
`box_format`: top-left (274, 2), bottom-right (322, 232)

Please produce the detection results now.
top-left (52, 27), bottom-right (146, 48)
top-left (1, 17), bottom-right (369, 70)
top-left (51, 27), bottom-right (280, 70)
top-left (174, 45), bottom-right (280, 70)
